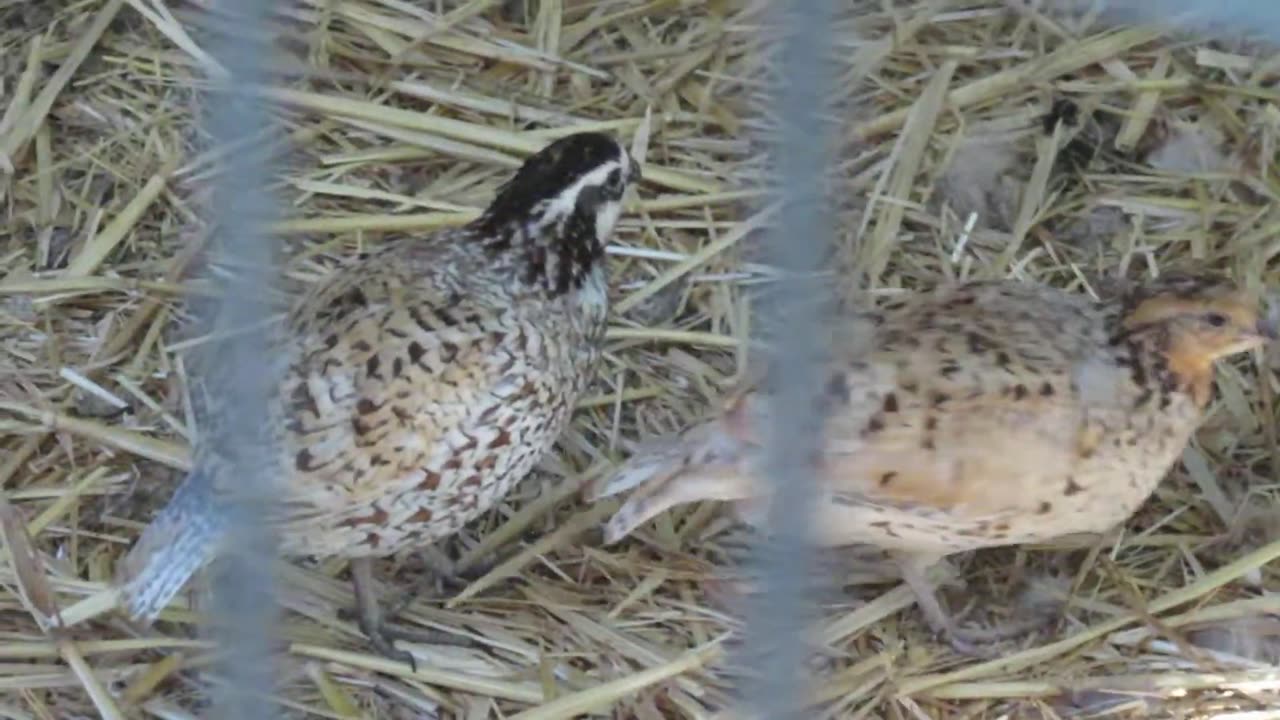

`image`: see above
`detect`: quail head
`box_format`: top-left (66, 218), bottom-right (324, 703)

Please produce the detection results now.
top-left (592, 274), bottom-right (1276, 655)
top-left (115, 131), bottom-right (641, 666)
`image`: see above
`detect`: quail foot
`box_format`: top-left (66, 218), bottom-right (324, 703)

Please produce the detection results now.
top-left (593, 274), bottom-right (1277, 655)
top-left (115, 132), bottom-right (642, 667)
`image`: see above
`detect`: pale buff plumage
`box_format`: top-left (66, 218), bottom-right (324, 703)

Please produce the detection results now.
top-left (593, 275), bottom-right (1277, 654)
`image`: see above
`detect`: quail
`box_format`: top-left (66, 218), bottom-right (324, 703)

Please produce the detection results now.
top-left (592, 274), bottom-right (1277, 654)
top-left (115, 131), bottom-right (641, 666)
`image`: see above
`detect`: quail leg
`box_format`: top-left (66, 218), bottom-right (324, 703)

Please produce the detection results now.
top-left (382, 546), bottom-right (499, 620)
top-left (892, 552), bottom-right (1040, 657)
top-left (348, 557), bottom-right (474, 671)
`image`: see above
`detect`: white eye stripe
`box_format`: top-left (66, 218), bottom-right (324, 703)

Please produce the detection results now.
top-left (518, 139), bottom-right (633, 240)
top-left (537, 157), bottom-right (628, 225)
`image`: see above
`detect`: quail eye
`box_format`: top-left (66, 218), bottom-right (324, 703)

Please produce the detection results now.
top-left (1205, 312), bottom-right (1229, 327)
top-left (604, 168), bottom-right (623, 192)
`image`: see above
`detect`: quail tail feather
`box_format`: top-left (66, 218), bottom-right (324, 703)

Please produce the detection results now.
top-left (593, 418), bottom-right (755, 545)
top-left (115, 469), bottom-right (226, 624)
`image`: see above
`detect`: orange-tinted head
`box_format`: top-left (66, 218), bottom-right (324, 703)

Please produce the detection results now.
top-left (1121, 276), bottom-right (1278, 363)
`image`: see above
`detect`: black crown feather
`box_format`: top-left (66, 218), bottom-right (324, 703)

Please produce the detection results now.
top-left (477, 132), bottom-right (629, 232)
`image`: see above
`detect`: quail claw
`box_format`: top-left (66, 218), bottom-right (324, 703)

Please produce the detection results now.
top-left (383, 547), bottom-right (498, 620)
top-left (357, 613), bottom-right (421, 671)
top-left (348, 557), bottom-right (478, 671)
top-left (941, 632), bottom-right (997, 658)
top-left (942, 619), bottom-right (1044, 658)
top-left (893, 551), bottom-right (1038, 658)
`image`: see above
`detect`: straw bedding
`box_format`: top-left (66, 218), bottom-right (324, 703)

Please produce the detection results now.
top-left (2, 1), bottom-right (1280, 717)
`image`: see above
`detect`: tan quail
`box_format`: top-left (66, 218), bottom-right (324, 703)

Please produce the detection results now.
top-left (115, 131), bottom-right (641, 665)
top-left (592, 274), bottom-right (1276, 654)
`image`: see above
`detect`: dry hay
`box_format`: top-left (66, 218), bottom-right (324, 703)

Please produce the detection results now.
top-left (2, 0), bottom-right (1280, 718)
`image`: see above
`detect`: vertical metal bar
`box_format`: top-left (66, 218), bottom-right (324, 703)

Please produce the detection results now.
top-left (194, 2), bottom-right (283, 719)
top-left (1090, 0), bottom-right (1280, 34)
top-left (736, 1), bottom-right (838, 718)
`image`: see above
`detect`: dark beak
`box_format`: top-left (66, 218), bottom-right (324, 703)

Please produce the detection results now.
top-left (627, 152), bottom-right (643, 184)
top-left (1258, 316), bottom-right (1279, 341)
top-left (1258, 295), bottom-right (1279, 341)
